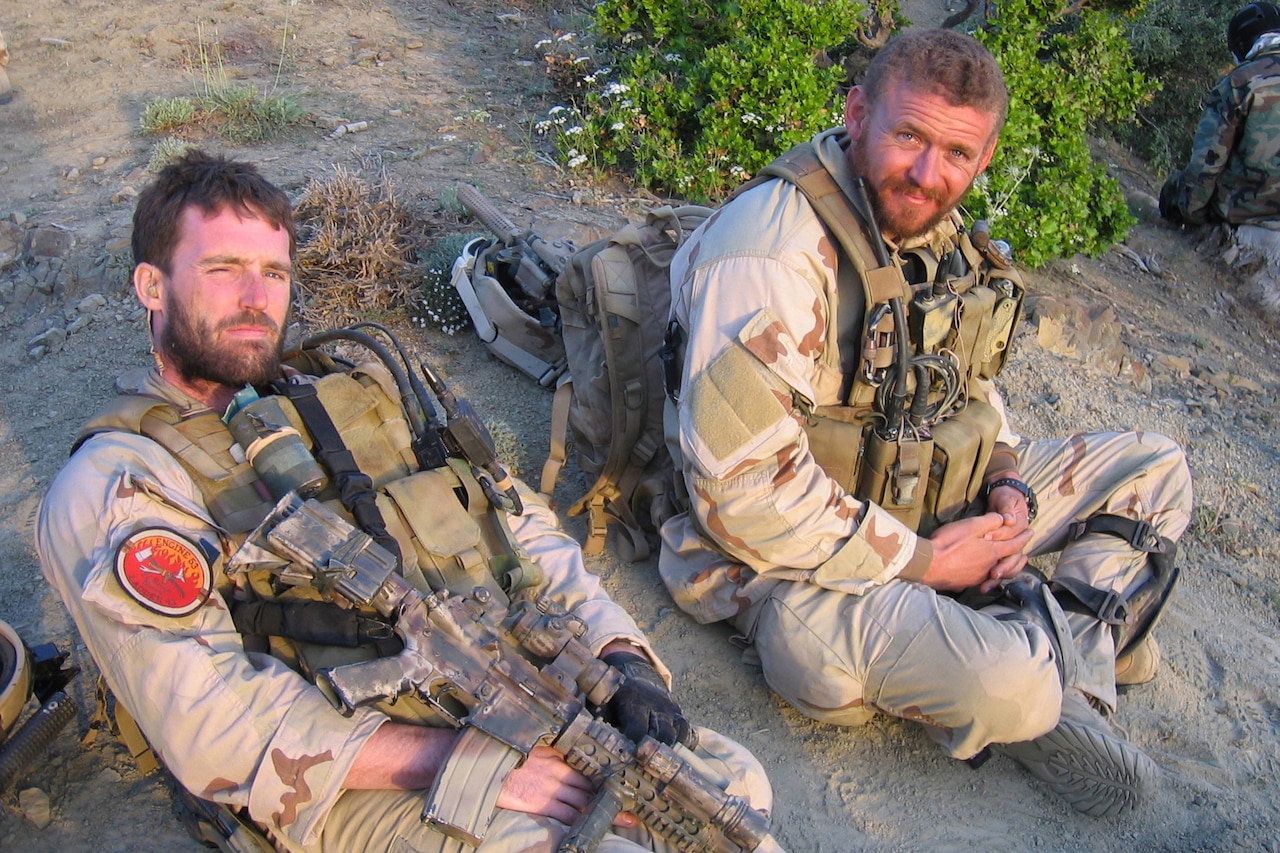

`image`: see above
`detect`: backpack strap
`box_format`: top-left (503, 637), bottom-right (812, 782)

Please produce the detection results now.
top-left (539, 377), bottom-right (574, 502)
top-left (1058, 513), bottom-right (1180, 657)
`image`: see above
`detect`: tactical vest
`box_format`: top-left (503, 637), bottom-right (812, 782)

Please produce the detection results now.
top-left (748, 143), bottom-right (1026, 535)
top-left (78, 358), bottom-right (537, 722)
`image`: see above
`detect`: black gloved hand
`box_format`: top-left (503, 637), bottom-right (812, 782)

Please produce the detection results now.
top-left (601, 652), bottom-right (697, 749)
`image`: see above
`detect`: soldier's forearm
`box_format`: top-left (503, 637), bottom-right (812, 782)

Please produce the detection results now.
top-left (342, 721), bottom-right (457, 790)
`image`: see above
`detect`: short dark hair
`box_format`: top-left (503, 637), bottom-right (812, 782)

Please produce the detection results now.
top-left (862, 28), bottom-right (1008, 137)
top-left (131, 150), bottom-right (296, 274)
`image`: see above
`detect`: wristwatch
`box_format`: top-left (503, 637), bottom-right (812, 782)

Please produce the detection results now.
top-left (984, 477), bottom-right (1038, 521)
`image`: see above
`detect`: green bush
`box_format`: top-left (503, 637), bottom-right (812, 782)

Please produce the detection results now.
top-left (968, 0), bottom-right (1150, 266)
top-left (536, 0), bottom-right (878, 201)
top-left (1117, 0), bottom-right (1238, 176)
top-left (538, 0), bottom-right (1154, 266)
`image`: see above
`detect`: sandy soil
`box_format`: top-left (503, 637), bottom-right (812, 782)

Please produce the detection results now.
top-left (2, 2), bottom-right (1279, 851)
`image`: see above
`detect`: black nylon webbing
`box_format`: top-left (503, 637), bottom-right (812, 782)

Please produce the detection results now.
top-left (276, 383), bottom-right (403, 567)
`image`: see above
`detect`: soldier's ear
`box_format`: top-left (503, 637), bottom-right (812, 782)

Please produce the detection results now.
top-left (134, 263), bottom-right (163, 309)
top-left (845, 87), bottom-right (869, 142)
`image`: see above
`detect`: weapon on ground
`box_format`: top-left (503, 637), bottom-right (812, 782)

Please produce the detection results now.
top-left (457, 183), bottom-right (575, 304)
top-left (229, 495), bottom-right (782, 853)
top-left (0, 619), bottom-right (79, 792)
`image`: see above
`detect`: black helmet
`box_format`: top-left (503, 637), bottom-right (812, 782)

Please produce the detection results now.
top-left (1229, 2), bottom-right (1280, 62)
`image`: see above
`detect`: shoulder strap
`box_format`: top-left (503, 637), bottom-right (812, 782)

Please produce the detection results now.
top-left (76, 395), bottom-right (274, 533)
top-left (752, 145), bottom-right (909, 305)
top-left (74, 394), bottom-right (176, 453)
top-left (276, 381), bottom-right (404, 568)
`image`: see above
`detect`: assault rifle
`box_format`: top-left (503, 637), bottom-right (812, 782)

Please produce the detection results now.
top-left (457, 183), bottom-right (574, 304)
top-left (229, 495), bottom-right (781, 853)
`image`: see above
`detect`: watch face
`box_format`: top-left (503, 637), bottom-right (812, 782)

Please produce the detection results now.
top-left (114, 528), bottom-right (213, 617)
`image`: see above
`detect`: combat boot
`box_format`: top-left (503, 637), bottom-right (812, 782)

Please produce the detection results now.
top-left (1115, 635), bottom-right (1160, 687)
top-left (999, 687), bottom-right (1159, 817)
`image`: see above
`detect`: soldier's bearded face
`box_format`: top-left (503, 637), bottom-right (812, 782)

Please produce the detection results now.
top-left (162, 285), bottom-right (286, 389)
top-left (845, 81), bottom-right (997, 242)
top-left (151, 206), bottom-right (293, 394)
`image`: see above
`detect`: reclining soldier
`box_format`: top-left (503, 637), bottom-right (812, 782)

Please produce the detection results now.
top-left (36, 150), bottom-right (774, 853)
top-left (658, 29), bottom-right (1192, 817)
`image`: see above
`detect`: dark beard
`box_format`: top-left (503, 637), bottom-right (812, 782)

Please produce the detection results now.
top-left (161, 294), bottom-right (285, 389)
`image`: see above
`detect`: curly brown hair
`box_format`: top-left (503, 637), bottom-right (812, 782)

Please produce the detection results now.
top-left (862, 28), bottom-right (1008, 136)
top-left (132, 149), bottom-right (296, 274)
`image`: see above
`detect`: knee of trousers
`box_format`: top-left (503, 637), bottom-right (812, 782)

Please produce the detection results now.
top-left (686, 727), bottom-right (774, 818)
top-left (1142, 432), bottom-right (1195, 518)
top-left (879, 618), bottom-right (1065, 747)
top-left (958, 657), bottom-right (1063, 745)
top-left (750, 611), bottom-right (878, 727)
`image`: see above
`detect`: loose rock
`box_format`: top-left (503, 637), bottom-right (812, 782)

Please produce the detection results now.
top-left (18, 787), bottom-right (52, 829)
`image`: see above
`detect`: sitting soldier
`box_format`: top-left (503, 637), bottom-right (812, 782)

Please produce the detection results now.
top-left (36, 149), bottom-right (776, 853)
top-left (1161, 3), bottom-right (1280, 316)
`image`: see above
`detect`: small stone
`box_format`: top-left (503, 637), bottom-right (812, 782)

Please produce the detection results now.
top-left (10, 210), bottom-right (25, 226)
top-left (29, 327), bottom-right (67, 352)
top-left (92, 156), bottom-right (108, 168)
top-left (18, 787), bottom-right (52, 829)
top-left (96, 767), bottom-right (123, 783)
top-left (66, 314), bottom-right (92, 335)
top-left (64, 166), bottom-right (80, 181)
top-left (77, 293), bottom-right (108, 314)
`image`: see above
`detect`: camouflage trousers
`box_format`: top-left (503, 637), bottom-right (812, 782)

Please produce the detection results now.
top-left (292, 728), bottom-right (774, 853)
top-left (737, 430), bottom-right (1192, 760)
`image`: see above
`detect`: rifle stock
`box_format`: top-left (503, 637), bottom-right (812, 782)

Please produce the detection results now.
top-left (234, 495), bottom-right (780, 853)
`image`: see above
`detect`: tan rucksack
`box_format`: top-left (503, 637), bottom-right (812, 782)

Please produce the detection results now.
top-left (538, 205), bottom-right (714, 561)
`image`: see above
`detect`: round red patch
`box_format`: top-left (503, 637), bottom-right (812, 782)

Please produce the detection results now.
top-left (114, 529), bottom-right (213, 617)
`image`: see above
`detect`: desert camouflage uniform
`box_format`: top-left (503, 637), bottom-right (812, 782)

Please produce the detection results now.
top-left (38, 366), bottom-right (771, 853)
top-left (1161, 34), bottom-right (1280, 225)
top-left (660, 127), bottom-right (1194, 760)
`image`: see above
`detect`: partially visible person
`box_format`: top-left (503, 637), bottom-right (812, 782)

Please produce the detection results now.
top-left (36, 150), bottom-right (774, 853)
top-left (660, 28), bottom-right (1192, 819)
top-left (1161, 3), bottom-right (1280, 317)
top-left (1160, 3), bottom-right (1280, 227)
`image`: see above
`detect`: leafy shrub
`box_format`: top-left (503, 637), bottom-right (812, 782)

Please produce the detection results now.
top-left (412, 233), bottom-right (476, 336)
top-left (538, 0), bottom-right (1154, 266)
top-left (967, 0), bottom-right (1150, 266)
top-left (536, 0), bottom-right (880, 201)
top-left (1116, 0), bottom-right (1239, 176)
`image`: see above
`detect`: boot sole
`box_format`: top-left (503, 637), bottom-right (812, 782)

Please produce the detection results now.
top-left (999, 716), bottom-right (1160, 817)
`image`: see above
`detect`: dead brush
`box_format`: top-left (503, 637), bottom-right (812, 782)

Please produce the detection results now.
top-left (292, 165), bottom-right (424, 327)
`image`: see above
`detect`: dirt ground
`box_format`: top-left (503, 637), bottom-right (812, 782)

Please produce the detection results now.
top-left (2, 1), bottom-right (1279, 851)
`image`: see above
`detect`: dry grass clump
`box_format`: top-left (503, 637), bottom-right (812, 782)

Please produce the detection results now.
top-left (293, 165), bottom-right (424, 327)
